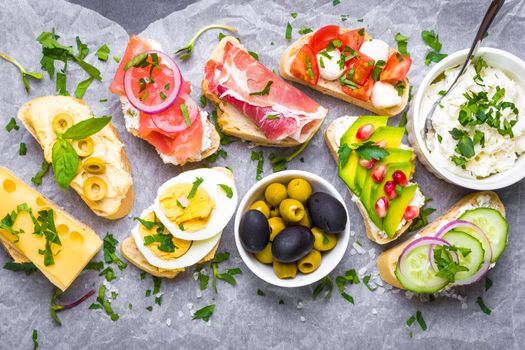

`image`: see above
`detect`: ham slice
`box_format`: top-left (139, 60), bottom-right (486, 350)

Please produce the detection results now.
top-left (205, 41), bottom-right (326, 142)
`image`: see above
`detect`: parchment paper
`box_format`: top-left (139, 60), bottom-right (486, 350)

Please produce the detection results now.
top-left (1, 0), bottom-right (524, 349)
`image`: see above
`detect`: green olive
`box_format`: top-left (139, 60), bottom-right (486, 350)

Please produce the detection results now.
top-left (264, 183), bottom-right (287, 207)
top-left (297, 209), bottom-right (312, 228)
top-left (312, 227), bottom-right (337, 251)
top-left (249, 200), bottom-right (270, 218)
top-left (255, 242), bottom-right (273, 264)
top-left (287, 178), bottom-right (312, 203)
top-left (273, 260), bottom-right (297, 279)
top-left (72, 137), bottom-right (94, 158)
top-left (269, 206), bottom-right (280, 218)
top-left (83, 157), bottom-right (107, 175)
top-left (279, 198), bottom-right (305, 223)
top-left (83, 176), bottom-right (108, 201)
top-left (297, 250), bottom-right (321, 274)
top-left (52, 113), bottom-right (74, 133)
top-left (268, 217), bottom-right (286, 241)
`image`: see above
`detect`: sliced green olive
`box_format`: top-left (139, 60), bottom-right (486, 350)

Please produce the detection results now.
top-left (83, 176), bottom-right (108, 201)
top-left (52, 113), bottom-right (74, 133)
top-left (297, 250), bottom-right (321, 274)
top-left (72, 137), bottom-right (94, 158)
top-left (255, 243), bottom-right (273, 264)
top-left (83, 157), bottom-right (106, 174)
top-left (273, 261), bottom-right (297, 279)
top-left (249, 200), bottom-right (270, 218)
top-left (279, 198), bottom-right (305, 223)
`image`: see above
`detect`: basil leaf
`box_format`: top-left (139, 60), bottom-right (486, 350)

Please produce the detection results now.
top-left (62, 116), bottom-right (112, 140)
top-left (51, 138), bottom-right (79, 190)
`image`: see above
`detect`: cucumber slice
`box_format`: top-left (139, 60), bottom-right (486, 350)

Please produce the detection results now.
top-left (442, 231), bottom-right (484, 283)
top-left (459, 208), bottom-right (508, 262)
top-left (395, 245), bottom-right (448, 293)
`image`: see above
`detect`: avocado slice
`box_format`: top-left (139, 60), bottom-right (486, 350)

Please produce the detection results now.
top-left (384, 184), bottom-right (418, 237)
top-left (338, 151), bottom-right (360, 194)
top-left (340, 116), bottom-right (388, 148)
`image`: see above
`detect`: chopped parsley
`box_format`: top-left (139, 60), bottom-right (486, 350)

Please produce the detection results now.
top-left (485, 277), bottom-right (493, 291)
top-left (211, 110), bottom-right (232, 145)
top-left (95, 44), bottom-right (110, 61)
top-left (248, 51), bottom-right (259, 60)
top-left (407, 198), bottom-right (435, 232)
top-left (335, 269), bottom-right (360, 304)
top-left (257, 289), bottom-right (266, 296)
top-left (3, 261), bottom-right (37, 275)
top-left (32, 329), bottom-right (38, 350)
top-left (354, 141), bottom-right (390, 161)
top-left (0, 52), bottom-right (43, 93)
top-left (31, 161), bottom-right (50, 186)
top-left (200, 95), bottom-right (207, 108)
top-left (285, 22), bottom-right (293, 40)
top-left (144, 233), bottom-right (176, 253)
top-left (187, 177), bottom-right (204, 199)
top-left (421, 30), bottom-right (447, 65)
top-left (433, 245), bottom-right (469, 283)
top-left (218, 184), bottom-right (233, 198)
top-left (19, 142), bottom-right (27, 156)
top-left (406, 310), bottom-right (427, 331)
top-left (338, 144), bottom-right (351, 168)
top-left (249, 80), bottom-right (273, 96)
top-left (371, 60), bottom-right (386, 81)
top-left (251, 150), bottom-right (264, 180)
top-left (5, 117), bottom-right (19, 132)
top-left (206, 148), bottom-right (228, 162)
top-left (193, 304), bottom-right (215, 321)
top-left (298, 26), bottom-right (313, 35)
top-left (333, 0), bottom-right (341, 5)
top-left (89, 284), bottom-right (119, 321)
top-left (476, 296), bottom-right (492, 315)
top-left (291, 12), bottom-right (298, 19)
top-left (103, 233), bottom-right (127, 270)
top-left (305, 56), bottom-right (315, 80)
top-left (395, 32), bottom-right (410, 57)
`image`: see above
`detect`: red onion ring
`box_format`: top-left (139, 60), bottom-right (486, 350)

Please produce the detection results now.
top-left (432, 220), bottom-right (492, 285)
top-left (150, 94), bottom-right (200, 134)
top-left (124, 50), bottom-right (182, 114)
top-left (398, 236), bottom-right (453, 289)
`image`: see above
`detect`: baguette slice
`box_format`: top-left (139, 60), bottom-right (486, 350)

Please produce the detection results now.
top-left (18, 96), bottom-right (134, 220)
top-left (324, 116), bottom-right (416, 244)
top-left (119, 167), bottom-right (232, 278)
top-left (377, 191), bottom-right (505, 289)
top-left (279, 29), bottom-right (409, 116)
top-left (202, 36), bottom-right (326, 147)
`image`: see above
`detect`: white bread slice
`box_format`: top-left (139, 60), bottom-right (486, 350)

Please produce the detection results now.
top-left (279, 29), bottom-right (409, 116)
top-left (324, 116), bottom-right (416, 244)
top-left (17, 96), bottom-right (134, 220)
top-left (119, 167), bottom-right (232, 278)
top-left (202, 36), bottom-right (327, 147)
top-left (377, 191), bottom-right (505, 289)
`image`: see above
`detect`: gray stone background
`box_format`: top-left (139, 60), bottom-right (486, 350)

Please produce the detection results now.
top-left (0, 0), bottom-right (524, 349)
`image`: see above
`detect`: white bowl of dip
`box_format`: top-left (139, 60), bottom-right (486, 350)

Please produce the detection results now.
top-left (408, 47), bottom-right (525, 190)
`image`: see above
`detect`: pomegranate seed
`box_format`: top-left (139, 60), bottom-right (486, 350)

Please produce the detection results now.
top-left (371, 164), bottom-right (386, 183)
top-left (375, 197), bottom-right (389, 218)
top-left (392, 170), bottom-right (408, 186)
top-left (404, 206), bottom-right (420, 220)
top-left (373, 140), bottom-right (387, 148)
top-left (356, 123), bottom-right (375, 140)
top-left (359, 158), bottom-right (376, 169)
top-left (384, 181), bottom-right (397, 200)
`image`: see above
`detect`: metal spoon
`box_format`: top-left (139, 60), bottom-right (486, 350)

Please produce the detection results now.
top-left (422, 0), bottom-right (505, 143)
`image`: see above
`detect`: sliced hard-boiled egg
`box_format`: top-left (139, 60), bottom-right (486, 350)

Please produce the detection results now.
top-left (132, 207), bottom-right (221, 269)
top-left (316, 52), bottom-right (345, 81)
top-left (371, 81), bottom-right (402, 109)
top-left (153, 168), bottom-right (238, 241)
top-left (359, 39), bottom-right (390, 63)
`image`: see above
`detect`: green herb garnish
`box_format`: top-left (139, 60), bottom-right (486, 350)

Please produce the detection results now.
top-left (248, 51), bottom-right (259, 60)
top-left (371, 60), bottom-right (386, 81)
top-left (476, 296), bottom-right (492, 315)
top-left (192, 304), bottom-right (215, 321)
top-left (218, 184), bottom-right (234, 198)
top-left (103, 233), bottom-right (127, 270)
top-left (249, 80), bottom-right (273, 96)
top-left (395, 32), bottom-right (410, 57)
top-left (0, 52), bottom-right (43, 93)
top-left (32, 329), bottom-right (38, 350)
top-left (187, 177), bottom-right (204, 199)
top-left (175, 24), bottom-right (238, 60)
top-left (257, 289), bottom-right (266, 296)
top-left (180, 103), bottom-right (192, 126)
top-left (95, 44), bottom-right (110, 61)
top-left (19, 142), bottom-right (27, 156)
top-left (354, 141), bottom-right (390, 161)
top-left (3, 261), bottom-right (37, 275)
top-left (31, 161), bottom-right (50, 186)
top-left (338, 144), bottom-right (352, 168)
top-left (251, 150), bottom-right (264, 180)
top-left (362, 275), bottom-right (377, 291)
top-left (298, 26), bottom-right (313, 35)
top-left (5, 117), bottom-right (19, 132)
top-left (285, 22), bottom-right (293, 40)
top-left (312, 275), bottom-right (333, 301)
top-left (50, 287), bottom-right (96, 325)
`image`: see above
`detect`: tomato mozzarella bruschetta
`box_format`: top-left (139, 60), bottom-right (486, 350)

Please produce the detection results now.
top-left (202, 36), bottom-right (328, 147)
top-left (110, 36), bottom-right (219, 166)
top-left (280, 25), bottom-right (412, 116)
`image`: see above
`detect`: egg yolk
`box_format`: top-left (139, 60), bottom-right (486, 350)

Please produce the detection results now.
top-left (159, 183), bottom-right (215, 232)
top-left (139, 211), bottom-right (192, 260)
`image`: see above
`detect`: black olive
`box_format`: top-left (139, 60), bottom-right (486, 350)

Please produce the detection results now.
top-left (239, 210), bottom-right (270, 253)
top-left (307, 192), bottom-right (347, 234)
top-left (272, 226), bottom-right (313, 263)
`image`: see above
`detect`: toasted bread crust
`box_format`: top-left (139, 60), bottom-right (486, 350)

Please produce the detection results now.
top-left (377, 191), bottom-right (505, 289)
top-left (119, 167), bottom-right (232, 278)
top-left (324, 117), bottom-right (414, 244)
top-left (202, 36), bottom-right (326, 147)
top-left (17, 96), bottom-right (134, 220)
top-left (279, 29), bottom-right (409, 117)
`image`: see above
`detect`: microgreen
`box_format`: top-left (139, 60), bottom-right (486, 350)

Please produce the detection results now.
top-left (0, 52), bottom-right (43, 93)
top-left (175, 24), bottom-right (238, 60)
top-left (50, 287), bottom-right (96, 325)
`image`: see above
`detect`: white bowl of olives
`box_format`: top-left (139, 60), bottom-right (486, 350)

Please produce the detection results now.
top-left (234, 170), bottom-right (350, 288)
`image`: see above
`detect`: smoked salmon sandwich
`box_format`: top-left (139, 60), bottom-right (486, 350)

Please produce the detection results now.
top-left (110, 36), bottom-right (219, 166)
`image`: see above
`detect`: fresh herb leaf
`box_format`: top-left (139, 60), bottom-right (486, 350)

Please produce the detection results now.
top-left (175, 24), bottom-right (238, 60)
top-left (249, 80), bottom-right (273, 96)
top-left (406, 315), bottom-right (416, 326)
top-left (3, 261), bottom-right (37, 275)
top-left (62, 116), bottom-right (112, 140)
top-left (103, 233), bottom-right (127, 270)
top-left (341, 292), bottom-right (354, 304)
top-left (338, 144), bottom-right (351, 168)
top-left (0, 52), bottom-right (43, 93)
top-left (211, 111), bottom-right (232, 145)
top-left (218, 184), bottom-right (233, 198)
top-left (312, 275), bottom-right (333, 302)
top-left (32, 329), bottom-right (38, 350)
top-left (251, 150), bottom-right (264, 180)
top-left (187, 177), bottom-right (204, 199)
top-left (333, 0), bottom-right (341, 5)
top-left (476, 296), bottom-right (491, 315)
top-left (74, 76), bottom-right (94, 98)
top-left (425, 51), bottom-right (448, 66)
top-left (355, 141), bottom-right (390, 161)
top-left (485, 277), bottom-right (493, 291)
top-left (371, 60), bottom-right (386, 81)
top-left (395, 32), bottom-right (410, 57)
top-left (192, 304), bottom-right (215, 321)
top-left (5, 117), bottom-right (19, 132)
top-left (50, 287), bottom-right (96, 325)
top-left (95, 44), bottom-right (110, 61)
top-left (398, 112), bottom-right (408, 127)
top-left (421, 30), bottom-right (442, 51)
top-left (51, 137), bottom-right (79, 190)
top-left (180, 103), bottom-right (192, 126)
top-left (456, 135), bottom-right (475, 158)
top-left (298, 26), bottom-right (313, 35)
top-left (291, 12), bottom-right (298, 19)
top-left (99, 266), bottom-right (116, 282)
top-left (415, 310), bottom-right (427, 330)
top-left (198, 270), bottom-right (209, 290)
top-left (200, 95), bottom-right (207, 108)
top-left (408, 198), bottom-right (435, 232)
top-left (248, 51), bottom-right (259, 60)
top-left (19, 142), bottom-right (27, 156)
top-left (31, 161), bottom-right (50, 186)
top-left (257, 288), bottom-right (266, 296)
top-left (84, 261), bottom-right (104, 272)
top-left (363, 275), bottom-right (377, 291)
top-left (285, 23), bottom-right (293, 40)
top-left (144, 233), bottom-right (175, 253)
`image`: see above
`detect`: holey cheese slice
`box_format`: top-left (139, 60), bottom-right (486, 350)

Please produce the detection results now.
top-left (0, 166), bottom-right (102, 290)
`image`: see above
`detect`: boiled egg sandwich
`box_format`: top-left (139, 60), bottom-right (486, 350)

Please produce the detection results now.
top-left (121, 167), bottom-right (238, 278)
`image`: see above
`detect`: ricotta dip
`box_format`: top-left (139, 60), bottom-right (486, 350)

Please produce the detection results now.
top-left (422, 57), bottom-right (525, 178)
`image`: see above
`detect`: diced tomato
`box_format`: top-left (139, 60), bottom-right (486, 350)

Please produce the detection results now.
top-left (341, 76), bottom-right (374, 102)
top-left (309, 25), bottom-right (340, 53)
top-left (349, 54), bottom-right (375, 85)
top-left (290, 44), bottom-right (320, 85)
top-left (380, 53), bottom-right (412, 84)
top-left (340, 28), bottom-right (365, 53)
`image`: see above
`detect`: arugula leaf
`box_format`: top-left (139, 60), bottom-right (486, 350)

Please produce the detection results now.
top-left (355, 141), bottom-right (390, 161)
top-left (95, 44), bottom-right (110, 61)
top-left (31, 161), bottom-right (50, 186)
top-left (187, 177), bottom-right (204, 199)
top-left (192, 304), bottom-right (215, 321)
top-left (218, 184), bottom-right (233, 198)
top-left (249, 80), bottom-right (273, 96)
top-left (476, 296), bottom-right (491, 315)
top-left (395, 32), bottom-right (410, 57)
top-left (62, 116), bottom-right (112, 140)
top-left (338, 144), bottom-right (351, 168)
top-left (0, 52), bottom-right (43, 93)
top-left (3, 261), bottom-right (37, 275)
top-left (51, 137), bottom-right (79, 190)
top-left (74, 76), bottom-right (94, 98)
